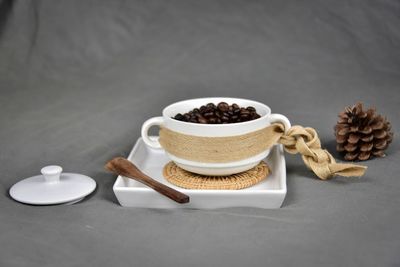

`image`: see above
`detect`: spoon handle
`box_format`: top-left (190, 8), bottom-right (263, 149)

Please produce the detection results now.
top-left (106, 157), bottom-right (190, 204)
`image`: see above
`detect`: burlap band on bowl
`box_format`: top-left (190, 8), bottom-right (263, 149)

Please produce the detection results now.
top-left (159, 124), bottom-right (282, 163)
top-left (159, 123), bottom-right (367, 180)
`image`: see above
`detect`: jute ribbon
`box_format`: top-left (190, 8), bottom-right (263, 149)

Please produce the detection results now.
top-left (159, 123), bottom-right (367, 180)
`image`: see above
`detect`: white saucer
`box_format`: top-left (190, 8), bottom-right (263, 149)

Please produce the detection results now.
top-left (10, 166), bottom-right (96, 205)
top-left (113, 137), bottom-right (286, 209)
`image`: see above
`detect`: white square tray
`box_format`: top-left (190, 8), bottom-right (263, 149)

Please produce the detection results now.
top-left (113, 137), bottom-right (287, 209)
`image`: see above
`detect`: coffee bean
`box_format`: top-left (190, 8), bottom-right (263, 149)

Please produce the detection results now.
top-left (240, 114), bottom-right (250, 121)
top-left (221, 116), bottom-right (230, 122)
top-left (174, 113), bottom-right (184, 121)
top-left (203, 112), bottom-right (214, 118)
top-left (198, 116), bottom-right (208, 124)
top-left (240, 109), bottom-right (250, 116)
top-left (217, 102), bottom-right (229, 112)
top-left (206, 103), bottom-right (216, 109)
top-left (208, 117), bottom-right (217, 124)
top-left (183, 113), bottom-right (191, 121)
top-left (231, 115), bottom-right (239, 121)
top-left (246, 106), bottom-right (256, 112)
top-left (205, 107), bottom-right (214, 113)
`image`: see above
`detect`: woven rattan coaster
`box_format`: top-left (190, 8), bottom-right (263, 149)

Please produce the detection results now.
top-left (163, 161), bottom-right (270, 190)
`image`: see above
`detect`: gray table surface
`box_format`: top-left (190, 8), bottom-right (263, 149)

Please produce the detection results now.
top-left (1, 0), bottom-right (399, 266)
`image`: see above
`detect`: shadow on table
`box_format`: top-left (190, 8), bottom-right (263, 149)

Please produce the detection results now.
top-left (92, 171), bottom-right (119, 205)
top-left (0, 0), bottom-right (14, 38)
top-left (282, 156), bottom-right (372, 208)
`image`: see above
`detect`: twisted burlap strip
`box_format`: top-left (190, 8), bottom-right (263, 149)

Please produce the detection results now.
top-left (274, 124), bottom-right (367, 180)
top-left (159, 124), bottom-right (367, 180)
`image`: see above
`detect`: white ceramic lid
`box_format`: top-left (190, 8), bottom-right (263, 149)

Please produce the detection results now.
top-left (9, 165), bottom-right (96, 205)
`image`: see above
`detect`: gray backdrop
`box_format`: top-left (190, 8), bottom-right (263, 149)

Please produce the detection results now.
top-left (1, 0), bottom-right (399, 266)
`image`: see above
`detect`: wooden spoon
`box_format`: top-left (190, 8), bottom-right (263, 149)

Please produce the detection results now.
top-left (105, 157), bottom-right (189, 204)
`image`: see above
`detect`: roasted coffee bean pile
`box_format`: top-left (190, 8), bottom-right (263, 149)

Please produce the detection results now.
top-left (173, 102), bottom-right (261, 124)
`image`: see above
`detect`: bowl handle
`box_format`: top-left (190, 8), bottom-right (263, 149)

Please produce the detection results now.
top-left (141, 116), bottom-right (164, 149)
top-left (269, 114), bottom-right (291, 133)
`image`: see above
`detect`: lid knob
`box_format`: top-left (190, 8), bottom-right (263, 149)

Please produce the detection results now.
top-left (41, 165), bottom-right (63, 183)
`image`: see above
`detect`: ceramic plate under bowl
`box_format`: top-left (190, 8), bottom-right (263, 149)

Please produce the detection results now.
top-left (113, 137), bottom-right (287, 209)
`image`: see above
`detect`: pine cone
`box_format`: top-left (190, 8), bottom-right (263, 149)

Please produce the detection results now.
top-left (335, 102), bottom-right (394, 161)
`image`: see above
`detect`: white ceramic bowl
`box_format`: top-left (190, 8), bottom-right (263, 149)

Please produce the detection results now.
top-left (141, 97), bottom-right (290, 175)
